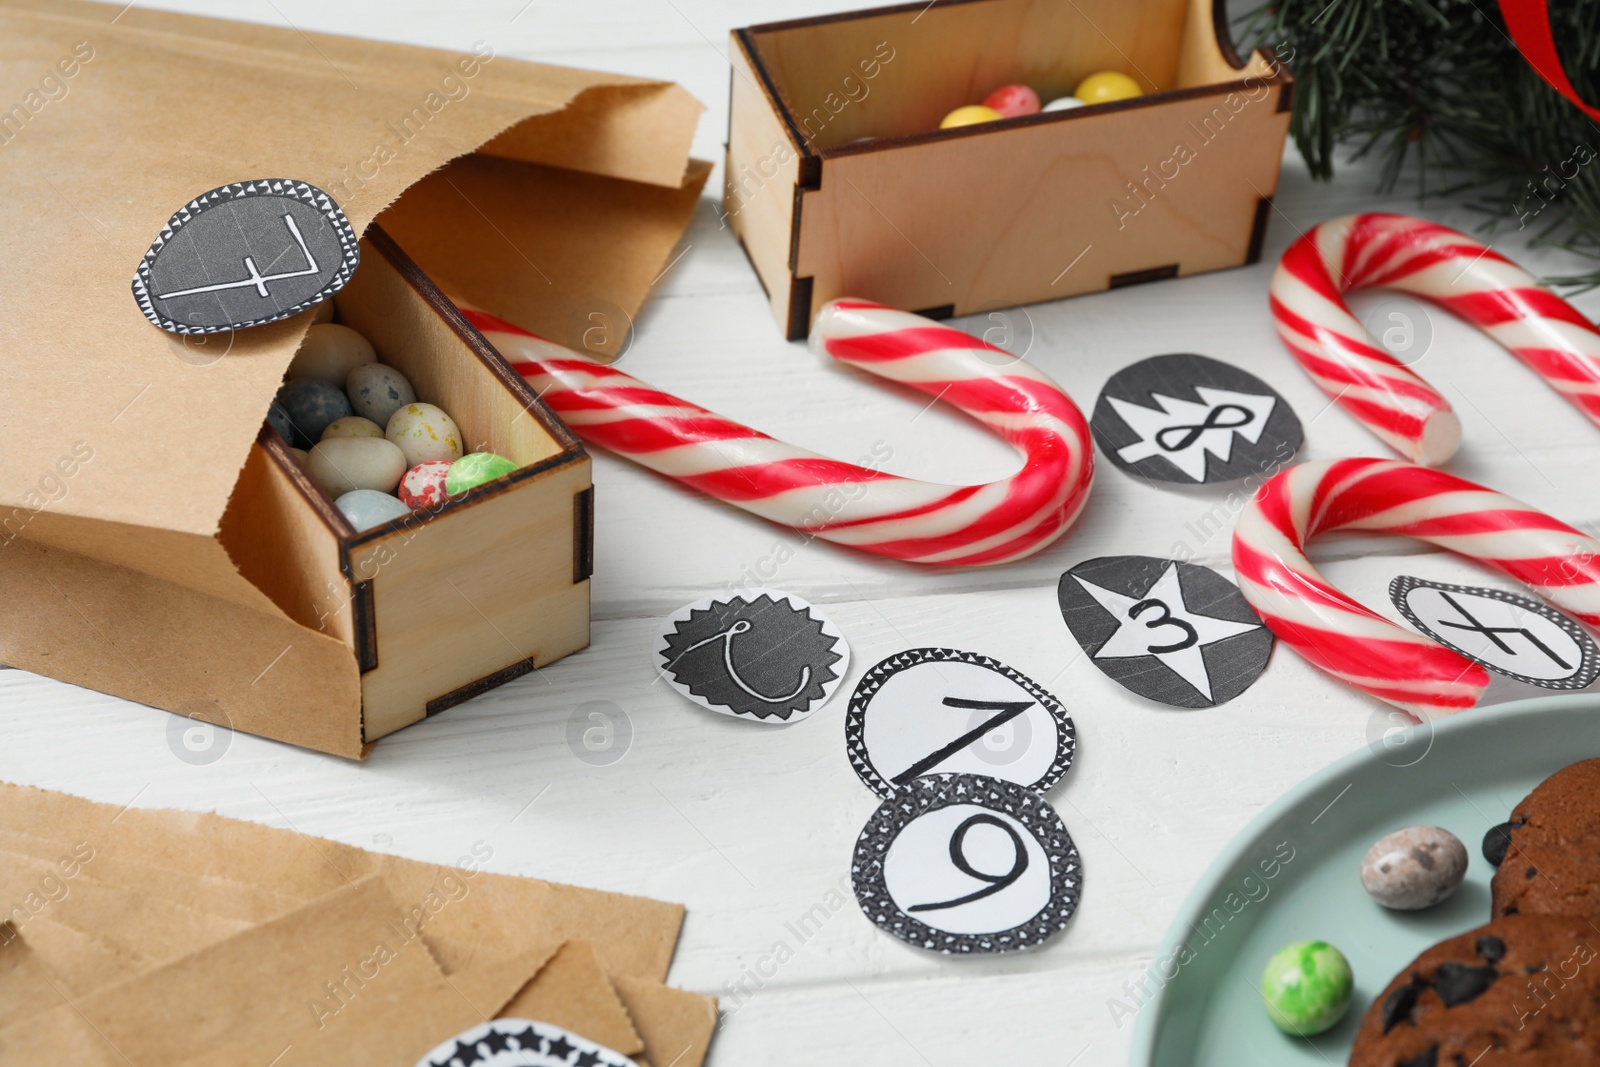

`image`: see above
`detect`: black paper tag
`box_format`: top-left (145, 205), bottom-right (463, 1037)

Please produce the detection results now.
top-left (1390, 577), bottom-right (1600, 690)
top-left (132, 179), bottom-right (359, 334)
top-left (1058, 556), bottom-right (1273, 708)
top-left (413, 1019), bottom-right (637, 1067)
top-left (1090, 354), bottom-right (1302, 484)
top-left (656, 589), bottom-right (849, 723)
top-left (844, 648), bottom-right (1075, 798)
top-left (851, 773), bottom-right (1081, 955)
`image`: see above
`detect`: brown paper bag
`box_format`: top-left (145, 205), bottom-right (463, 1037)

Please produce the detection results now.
top-left (0, 0), bottom-right (708, 756)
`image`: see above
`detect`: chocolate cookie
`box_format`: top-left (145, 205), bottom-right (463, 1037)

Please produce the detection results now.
top-left (1349, 914), bottom-right (1600, 1066)
top-left (1490, 759), bottom-right (1600, 919)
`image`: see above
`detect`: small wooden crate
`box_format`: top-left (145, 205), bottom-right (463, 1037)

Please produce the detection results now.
top-left (726, 0), bottom-right (1293, 338)
top-left (220, 227), bottom-right (593, 747)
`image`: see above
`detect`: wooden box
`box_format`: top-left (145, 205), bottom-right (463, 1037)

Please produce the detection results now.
top-left (726, 0), bottom-right (1293, 338)
top-left (220, 228), bottom-right (593, 748)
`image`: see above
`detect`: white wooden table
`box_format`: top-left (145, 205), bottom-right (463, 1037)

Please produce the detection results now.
top-left (8, 3), bottom-right (1600, 1064)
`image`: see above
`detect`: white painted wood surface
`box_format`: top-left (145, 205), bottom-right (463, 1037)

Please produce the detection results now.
top-left (6, 3), bottom-right (1600, 1064)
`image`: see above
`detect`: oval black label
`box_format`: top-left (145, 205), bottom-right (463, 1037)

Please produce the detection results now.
top-left (132, 179), bottom-right (358, 334)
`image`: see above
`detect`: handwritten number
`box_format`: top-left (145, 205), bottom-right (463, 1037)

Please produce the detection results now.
top-left (890, 697), bottom-right (1035, 785)
top-left (908, 814), bottom-right (1029, 912)
top-left (1153, 403), bottom-right (1253, 453)
top-left (1434, 591), bottom-right (1572, 669)
top-left (1128, 598), bottom-right (1198, 654)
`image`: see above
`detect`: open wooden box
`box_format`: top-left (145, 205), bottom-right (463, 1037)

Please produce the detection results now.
top-left (726, 0), bottom-right (1293, 338)
top-left (220, 228), bottom-right (593, 747)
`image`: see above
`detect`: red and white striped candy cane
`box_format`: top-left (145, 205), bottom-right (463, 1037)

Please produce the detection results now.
top-left (1270, 213), bottom-right (1600, 465)
top-left (1233, 456), bottom-right (1600, 718)
top-left (459, 299), bottom-right (1094, 566)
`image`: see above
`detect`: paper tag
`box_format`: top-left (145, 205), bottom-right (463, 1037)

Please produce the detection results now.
top-left (1058, 556), bottom-right (1273, 707)
top-left (656, 589), bottom-right (849, 723)
top-left (1390, 576), bottom-right (1600, 690)
top-left (132, 178), bottom-right (359, 334)
top-left (852, 773), bottom-right (1081, 954)
top-left (844, 647), bottom-right (1075, 798)
top-left (1090, 354), bottom-right (1302, 484)
top-left (413, 1019), bottom-right (639, 1067)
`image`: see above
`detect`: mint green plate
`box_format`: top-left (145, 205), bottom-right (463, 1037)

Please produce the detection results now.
top-left (1131, 694), bottom-right (1600, 1066)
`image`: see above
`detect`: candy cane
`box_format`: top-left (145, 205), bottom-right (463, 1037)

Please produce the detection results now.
top-left (1233, 456), bottom-right (1600, 718)
top-left (458, 299), bottom-right (1094, 566)
top-left (1270, 213), bottom-right (1600, 465)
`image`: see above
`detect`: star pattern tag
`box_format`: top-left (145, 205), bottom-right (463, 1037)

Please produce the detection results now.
top-left (851, 773), bottom-right (1081, 955)
top-left (656, 588), bottom-right (849, 723)
top-left (133, 179), bottom-right (359, 334)
top-left (844, 648), bottom-right (1075, 799)
top-left (1390, 576), bottom-right (1600, 690)
top-left (1058, 556), bottom-right (1274, 708)
top-left (412, 1018), bottom-right (637, 1067)
top-left (1090, 353), bottom-right (1303, 484)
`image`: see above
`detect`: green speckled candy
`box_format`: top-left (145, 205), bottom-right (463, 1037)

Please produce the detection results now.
top-left (445, 452), bottom-right (518, 494)
top-left (1260, 940), bottom-right (1352, 1035)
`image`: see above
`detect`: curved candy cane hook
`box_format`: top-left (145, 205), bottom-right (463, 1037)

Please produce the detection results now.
top-left (459, 299), bottom-right (1094, 566)
top-left (1270, 213), bottom-right (1600, 465)
top-left (1233, 457), bottom-right (1600, 719)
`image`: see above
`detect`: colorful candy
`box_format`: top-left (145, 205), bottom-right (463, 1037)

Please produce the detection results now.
top-left (320, 415), bottom-right (383, 441)
top-left (398, 460), bottom-right (453, 510)
top-left (346, 363), bottom-right (417, 427)
top-left (982, 84), bottom-right (1040, 117)
top-left (445, 452), bottom-right (517, 494)
top-left (940, 104), bottom-right (1002, 129)
top-left (1042, 96), bottom-right (1085, 112)
top-left (1270, 213), bottom-right (1600, 465)
top-left (306, 437), bottom-right (407, 497)
top-left (273, 378), bottom-right (352, 448)
top-left (1260, 941), bottom-right (1353, 1035)
top-left (1233, 458), bottom-right (1600, 718)
top-left (287, 323), bottom-right (375, 385)
top-left (335, 489), bottom-right (411, 533)
top-left (386, 402), bottom-right (463, 468)
top-left (1073, 70), bottom-right (1142, 104)
top-left (460, 298), bottom-right (1094, 566)
top-left (1360, 826), bottom-right (1468, 910)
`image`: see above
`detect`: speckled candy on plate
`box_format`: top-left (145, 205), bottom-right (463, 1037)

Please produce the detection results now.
top-left (1359, 825), bottom-right (1468, 910)
top-left (320, 415), bottom-right (384, 441)
top-left (347, 363), bottom-right (417, 427)
top-left (335, 489), bottom-right (411, 533)
top-left (306, 437), bottom-right (407, 497)
top-left (274, 378), bottom-right (353, 449)
top-left (1259, 940), bottom-right (1353, 1035)
top-left (398, 460), bottom-right (453, 510)
top-left (445, 452), bottom-right (517, 494)
top-left (287, 323), bottom-right (376, 385)
top-left (386, 402), bottom-right (462, 467)
top-left (982, 83), bottom-right (1040, 117)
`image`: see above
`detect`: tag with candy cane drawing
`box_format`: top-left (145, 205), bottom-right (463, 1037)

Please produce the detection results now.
top-left (656, 589), bottom-right (849, 723)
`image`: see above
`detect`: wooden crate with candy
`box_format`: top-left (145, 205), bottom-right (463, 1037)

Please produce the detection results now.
top-left (725, 0), bottom-right (1294, 338)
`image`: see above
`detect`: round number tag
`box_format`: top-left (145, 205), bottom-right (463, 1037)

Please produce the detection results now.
top-left (852, 773), bottom-right (1081, 954)
top-left (413, 1018), bottom-right (637, 1067)
top-left (845, 648), bottom-right (1074, 797)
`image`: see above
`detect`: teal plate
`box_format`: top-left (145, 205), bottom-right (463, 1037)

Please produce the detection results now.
top-left (1131, 694), bottom-right (1600, 1066)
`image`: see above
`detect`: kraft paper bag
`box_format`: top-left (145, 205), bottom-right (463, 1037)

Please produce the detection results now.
top-left (0, 0), bottom-right (708, 757)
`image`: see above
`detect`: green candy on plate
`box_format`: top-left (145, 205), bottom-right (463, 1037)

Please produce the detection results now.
top-left (1259, 940), bottom-right (1352, 1035)
top-left (445, 452), bottom-right (518, 495)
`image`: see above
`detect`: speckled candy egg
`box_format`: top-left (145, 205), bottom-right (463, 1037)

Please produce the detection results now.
top-left (1260, 941), bottom-right (1353, 1035)
top-left (398, 460), bottom-right (453, 510)
top-left (335, 489), bottom-right (411, 533)
top-left (1073, 70), bottom-right (1142, 104)
top-left (347, 363), bottom-right (417, 427)
top-left (982, 83), bottom-right (1040, 117)
top-left (321, 415), bottom-right (384, 441)
top-left (287, 323), bottom-right (376, 385)
top-left (266, 402), bottom-right (295, 444)
top-left (274, 378), bottom-right (352, 448)
top-left (385, 402), bottom-right (463, 467)
top-left (445, 452), bottom-right (518, 494)
top-left (1042, 96), bottom-right (1086, 112)
top-left (306, 437), bottom-right (407, 497)
top-left (1360, 826), bottom-right (1469, 910)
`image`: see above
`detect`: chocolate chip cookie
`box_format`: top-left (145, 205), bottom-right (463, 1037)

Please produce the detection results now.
top-left (1489, 758), bottom-right (1600, 919)
top-left (1349, 914), bottom-right (1600, 1066)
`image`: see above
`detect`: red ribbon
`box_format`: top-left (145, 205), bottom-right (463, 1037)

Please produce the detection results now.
top-left (1499, 0), bottom-right (1600, 120)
